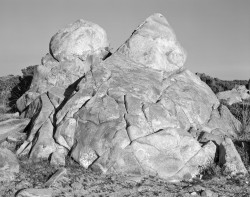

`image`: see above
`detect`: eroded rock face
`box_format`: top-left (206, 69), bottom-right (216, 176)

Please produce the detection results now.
top-left (16, 13), bottom-right (246, 181)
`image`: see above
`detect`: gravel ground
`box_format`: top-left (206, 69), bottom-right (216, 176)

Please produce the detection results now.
top-left (1, 154), bottom-right (250, 197)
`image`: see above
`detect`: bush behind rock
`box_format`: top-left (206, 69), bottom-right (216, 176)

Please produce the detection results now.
top-left (196, 72), bottom-right (248, 94)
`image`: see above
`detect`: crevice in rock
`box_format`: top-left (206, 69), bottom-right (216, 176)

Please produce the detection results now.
top-left (123, 114), bottom-right (132, 144)
top-left (130, 127), bottom-right (174, 144)
top-left (206, 105), bottom-right (215, 125)
top-left (54, 76), bottom-right (86, 116)
top-left (28, 126), bottom-right (42, 158)
top-left (170, 146), bottom-right (205, 178)
top-left (88, 150), bottom-right (100, 169)
top-left (123, 94), bottom-right (129, 114)
top-left (77, 98), bottom-right (92, 115)
top-left (141, 103), bottom-right (148, 123)
top-left (131, 151), bottom-right (147, 174)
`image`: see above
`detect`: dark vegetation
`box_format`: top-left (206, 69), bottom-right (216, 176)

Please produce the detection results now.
top-left (196, 73), bottom-right (250, 176)
top-left (196, 73), bottom-right (249, 94)
top-left (0, 65), bottom-right (37, 113)
top-left (0, 75), bottom-right (20, 113)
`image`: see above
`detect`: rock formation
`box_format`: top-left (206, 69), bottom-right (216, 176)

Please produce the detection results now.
top-left (216, 85), bottom-right (250, 105)
top-left (15, 13), bottom-right (247, 181)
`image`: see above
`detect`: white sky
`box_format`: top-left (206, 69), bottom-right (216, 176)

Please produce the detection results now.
top-left (0, 0), bottom-right (249, 79)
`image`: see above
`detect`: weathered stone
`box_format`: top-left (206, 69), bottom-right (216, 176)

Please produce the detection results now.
top-left (16, 188), bottom-right (54, 197)
top-left (207, 105), bottom-right (240, 137)
top-left (7, 131), bottom-right (26, 143)
top-left (129, 128), bottom-right (204, 181)
top-left (16, 140), bottom-right (31, 156)
top-left (25, 93), bottom-right (54, 143)
top-left (217, 85), bottom-right (250, 105)
top-left (56, 84), bottom-right (94, 125)
top-left (198, 132), bottom-right (224, 145)
top-left (29, 119), bottom-right (56, 161)
top-left (171, 141), bottom-right (216, 182)
top-left (0, 118), bottom-right (30, 142)
top-left (55, 118), bottom-right (76, 150)
top-left (71, 117), bottom-right (127, 168)
top-left (20, 94), bottom-right (43, 119)
top-left (16, 91), bottom-right (40, 112)
top-left (47, 86), bottom-right (65, 108)
top-left (50, 19), bottom-right (109, 62)
top-left (15, 13), bottom-right (244, 181)
top-left (219, 137), bottom-right (247, 175)
top-left (164, 69), bottom-right (219, 130)
top-left (0, 148), bottom-right (19, 182)
top-left (201, 189), bottom-right (218, 197)
top-left (50, 144), bottom-right (68, 166)
top-left (0, 112), bottom-right (19, 121)
top-left (44, 168), bottom-right (67, 187)
top-left (118, 13), bottom-right (186, 74)
top-left (29, 57), bottom-right (89, 94)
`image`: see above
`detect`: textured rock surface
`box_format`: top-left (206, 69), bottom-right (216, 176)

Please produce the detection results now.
top-left (50, 19), bottom-right (109, 62)
top-left (16, 188), bottom-right (53, 197)
top-left (118, 13), bottom-right (186, 74)
top-left (0, 148), bottom-right (19, 182)
top-left (219, 137), bottom-right (248, 175)
top-left (0, 118), bottom-right (30, 142)
top-left (207, 105), bottom-right (240, 138)
top-left (15, 13), bottom-right (246, 181)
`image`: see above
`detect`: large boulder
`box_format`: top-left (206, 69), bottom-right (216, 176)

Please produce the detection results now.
top-left (16, 13), bottom-right (246, 181)
top-left (118, 13), bottom-right (186, 74)
top-left (50, 19), bottom-right (110, 62)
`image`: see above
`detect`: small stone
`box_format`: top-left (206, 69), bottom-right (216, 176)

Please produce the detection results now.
top-left (16, 188), bottom-right (54, 197)
top-left (44, 168), bottom-right (67, 187)
top-left (191, 192), bottom-right (198, 196)
top-left (201, 189), bottom-right (218, 197)
top-left (71, 182), bottom-right (83, 190)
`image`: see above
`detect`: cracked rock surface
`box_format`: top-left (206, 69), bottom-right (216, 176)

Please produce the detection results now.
top-left (15, 13), bottom-right (247, 182)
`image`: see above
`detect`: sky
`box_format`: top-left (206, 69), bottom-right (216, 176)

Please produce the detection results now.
top-left (0, 0), bottom-right (249, 80)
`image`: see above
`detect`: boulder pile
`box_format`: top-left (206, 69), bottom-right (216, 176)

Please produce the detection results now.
top-left (14, 13), bottom-right (247, 181)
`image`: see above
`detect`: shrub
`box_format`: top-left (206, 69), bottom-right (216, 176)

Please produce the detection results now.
top-left (198, 159), bottom-right (223, 180)
top-left (226, 101), bottom-right (250, 139)
top-left (0, 75), bottom-right (20, 113)
top-left (8, 76), bottom-right (33, 112)
top-left (8, 65), bottom-right (37, 112)
top-left (196, 73), bottom-right (248, 94)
